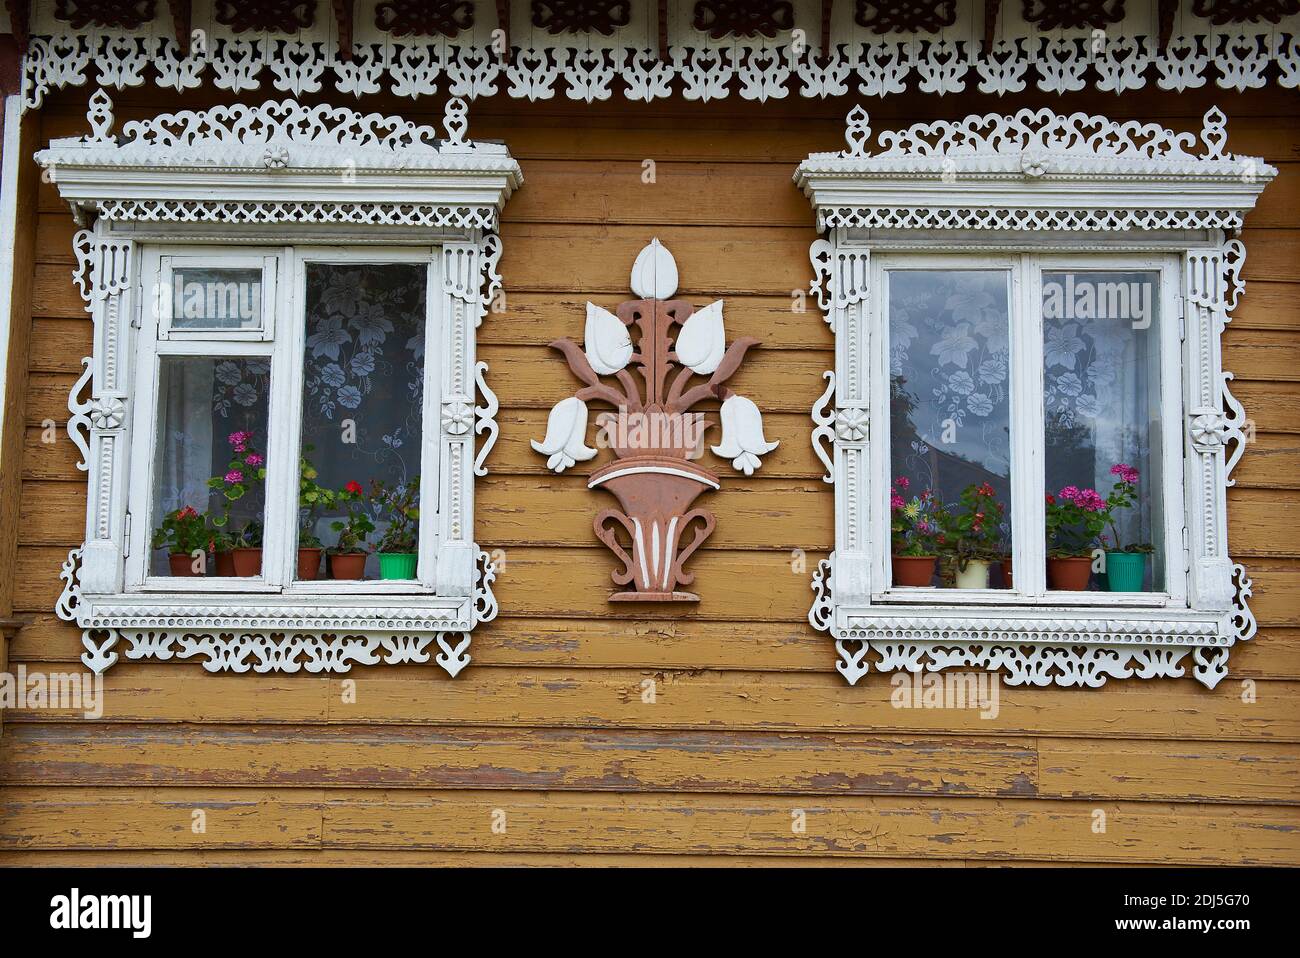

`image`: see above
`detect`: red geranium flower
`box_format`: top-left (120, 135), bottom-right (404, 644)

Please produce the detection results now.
top-left (345, 480), bottom-right (363, 495)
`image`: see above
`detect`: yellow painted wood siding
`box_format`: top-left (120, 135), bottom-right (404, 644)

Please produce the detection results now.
top-left (2, 87), bottom-right (1298, 865)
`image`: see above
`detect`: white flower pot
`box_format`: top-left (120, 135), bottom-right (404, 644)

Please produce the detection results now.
top-left (954, 559), bottom-right (991, 589)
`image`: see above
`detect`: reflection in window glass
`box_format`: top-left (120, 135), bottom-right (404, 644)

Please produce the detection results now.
top-left (298, 263), bottom-right (427, 580)
top-left (1042, 270), bottom-right (1162, 592)
top-left (170, 266), bottom-right (263, 330)
top-left (150, 356), bottom-right (270, 575)
top-left (888, 270), bottom-right (1012, 589)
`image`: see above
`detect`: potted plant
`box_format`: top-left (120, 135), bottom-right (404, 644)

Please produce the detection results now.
top-left (151, 505), bottom-right (210, 576)
top-left (229, 520), bottom-right (263, 577)
top-left (208, 430), bottom-right (267, 576)
top-left (328, 480), bottom-right (374, 580)
top-left (1045, 485), bottom-right (1108, 590)
top-left (890, 477), bottom-right (941, 587)
top-left (372, 477), bottom-right (419, 580)
top-left (209, 527), bottom-right (237, 577)
top-left (297, 446), bottom-right (334, 581)
top-left (940, 482), bottom-right (1005, 589)
top-left (1101, 463), bottom-right (1154, 592)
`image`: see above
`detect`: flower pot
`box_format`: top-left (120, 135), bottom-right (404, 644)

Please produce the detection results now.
top-left (1000, 558), bottom-right (1013, 589)
top-left (588, 456), bottom-right (719, 601)
top-left (168, 552), bottom-right (202, 576)
top-left (954, 559), bottom-right (991, 589)
top-left (1048, 556), bottom-right (1093, 590)
top-left (892, 555), bottom-right (936, 587)
top-left (378, 552), bottom-right (417, 580)
top-left (329, 552), bottom-right (367, 580)
top-left (214, 551), bottom-right (236, 577)
top-left (1106, 551), bottom-right (1147, 592)
top-left (232, 547), bottom-right (262, 577)
top-left (297, 547), bottom-right (323, 581)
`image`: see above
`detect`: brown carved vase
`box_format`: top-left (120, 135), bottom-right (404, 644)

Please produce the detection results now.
top-left (589, 456), bottom-right (718, 602)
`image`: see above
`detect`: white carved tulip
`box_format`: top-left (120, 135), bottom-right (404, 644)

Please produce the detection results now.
top-left (629, 237), bottom-right (679, 300)
top-left (531, 397), bottom-right (597, 473)
top-left (674, 299), bottom-right (726, 375)
top-left (712, 394), bottom-right (779, 476)
top-left (583, 302), bottom-right (633, 375)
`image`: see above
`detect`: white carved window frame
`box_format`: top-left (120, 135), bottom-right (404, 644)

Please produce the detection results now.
top-left (40, 93), bottom-right (521, 678)
top-left (798, 106), bottom-right (1272, 690)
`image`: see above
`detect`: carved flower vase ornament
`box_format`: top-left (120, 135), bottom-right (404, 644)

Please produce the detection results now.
top-left (533, 239), bottom-right (778, 601)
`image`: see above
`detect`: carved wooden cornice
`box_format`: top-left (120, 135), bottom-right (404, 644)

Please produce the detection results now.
top-left (1191, 0), bottom-right (1300, 23)
top-left (375, 0), bottom-right (475, 37)
top-left (214, 0), bottom-right (317, 34)
top-left (692, 0), bottom-right (795, 39)
top-left (54, 0), bottom-right (156, 29)
top-left (1021, 0), bottom-right (1124, 30)
top-left (854, 0), bottom-right (957, 34)
top-left (532, 0), bottom-right (632, 35)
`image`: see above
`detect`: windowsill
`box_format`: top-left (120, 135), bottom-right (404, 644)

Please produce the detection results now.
top-left (73, 590), bottom-right (474, 633)
top-left (874, 589), bottom-right (1174, 608)
top-left (835, 601), bottom-right (1230, 648)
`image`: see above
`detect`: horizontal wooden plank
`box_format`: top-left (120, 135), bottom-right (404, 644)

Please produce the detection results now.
top-left (14, 545), bottom-right (1300, 628)
top-left (1229, 281), bottom-right (1300, 331)
top-left (0, 724), bottom-right (1038, 797)
top-left (11, 612), bottom-right (1300, 680)
top-left (1222, 328), bottom-right (1300, 382)
top-left (2, 786), bottom-right (1293, 863)
top-left (1038, 739), bottom-right (1300, 805)
top-left (5, 658), bottom-right (1296, 743)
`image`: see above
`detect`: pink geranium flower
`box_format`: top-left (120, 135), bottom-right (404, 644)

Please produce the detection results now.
top-left (224, 470), bottom-right (244, 484)
top-left (1110, 463), bottom-right (1139, 485)
top-left (244, 453), bottom-right (264, 467)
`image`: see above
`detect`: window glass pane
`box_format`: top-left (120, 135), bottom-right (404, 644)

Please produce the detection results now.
top-left (888, 270), bottom-right (1013, 589)
top-left (298, 263), bottom-right (427, 581)
top-left (170, 266), bottom-right (263, 330)
top-left (150, 356), bottom-right (270, 576)
top-left (1043, 270), bottom-right (1163, 592)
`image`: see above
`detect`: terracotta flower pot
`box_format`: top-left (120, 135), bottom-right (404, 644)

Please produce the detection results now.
top-left (1048, 556), bottom-right (1093, 590)
top-left (232, 547), bottom-right (262, 577)
top-left (1000, 558), bottom-right (1013, 589)
top-left (297, 547), bottom-right (323, 581)
top-left (329, 552), bottom-right (367, 580)
top-left (588, 456), bottom-right (718, 601)
top-left (214, 551), bottom-right (236, 577)
top-left (168, 552), bottom-right (202, 576)
top-left (892, 555), bottom-right (937, 587)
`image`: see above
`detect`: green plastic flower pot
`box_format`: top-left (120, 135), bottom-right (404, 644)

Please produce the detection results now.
top-left (1106, 551), bottom-right (1147, 592)
top-left (378, 552), bottom-right (417, 580)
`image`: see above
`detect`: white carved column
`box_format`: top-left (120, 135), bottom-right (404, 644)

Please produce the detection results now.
top-left (829, 233), bottom-right (871, 608)
top-left (1182, 243), bottom-right (1237, 611)
top-left (69, 229), bottom-right (135, 595)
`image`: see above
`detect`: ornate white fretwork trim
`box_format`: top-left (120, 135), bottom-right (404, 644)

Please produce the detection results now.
top-left (56, 546), bottom-right (501, 677)
top-left (19, 23), bottom-right (1300, 114)
top-left (802, 106), bottom-right (1267, 691)
top-left (36, 93), bottom-right (523, 229)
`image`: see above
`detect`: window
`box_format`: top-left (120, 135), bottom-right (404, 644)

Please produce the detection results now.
top-left (798, 106), bottom-right (1275, 689)
top-left (875, 254), bottom-right (1180, 602)
top-left (42, 96), bottom-right (520, 676)
top-left (130, 248), bottom-right (442, 592)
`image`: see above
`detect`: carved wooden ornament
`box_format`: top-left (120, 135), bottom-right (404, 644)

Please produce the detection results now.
top-left (533, 239), bottom-right (777, 602)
